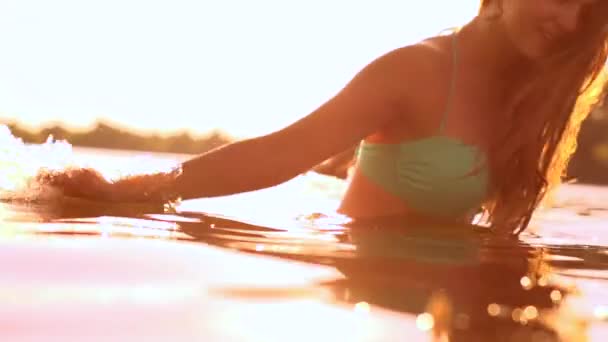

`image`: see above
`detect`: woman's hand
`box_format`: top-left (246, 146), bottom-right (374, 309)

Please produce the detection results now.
top-left (37, 167), bottom-right (181, 203)
top-left (37, 167), bottom-right (114, 201)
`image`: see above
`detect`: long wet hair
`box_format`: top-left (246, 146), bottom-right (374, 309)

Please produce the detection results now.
top-left (478, 0), bottom-right (608, 235)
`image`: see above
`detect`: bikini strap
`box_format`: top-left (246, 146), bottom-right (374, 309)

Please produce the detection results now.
top-left (439, 31), bottom-right (458, 133)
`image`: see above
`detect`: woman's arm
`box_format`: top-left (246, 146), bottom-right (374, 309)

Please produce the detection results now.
top-left (52, 45), bottom-right (430, 202)
top-left (166, 46), bottom-right (430, 199)
top-left (167, 47), bottom-right (420, 200)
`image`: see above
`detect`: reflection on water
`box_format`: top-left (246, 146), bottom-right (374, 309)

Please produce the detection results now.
top-left (172, 212), bottom-right (608, 341)
top-left (5, 199), bottom-right (607, 341)
top-left (1, 129), bottom-right (608, 340)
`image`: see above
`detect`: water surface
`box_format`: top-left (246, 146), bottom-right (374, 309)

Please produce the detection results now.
top-left (1, 132), bottom-right (608, 341)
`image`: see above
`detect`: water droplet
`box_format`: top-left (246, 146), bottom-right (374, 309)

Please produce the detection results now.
top-left (512, 308), bottom-right (523, 322)
top-left (416, 313), bottom-right (435, 331)
top-left (550, 290), bottom-right (562, 303)
top-left (487, 303), bottom-right (501, 317)
top-left (523, 306), bottom-right (539, 320)
top-left (520, 276), bottom-right (533, 290)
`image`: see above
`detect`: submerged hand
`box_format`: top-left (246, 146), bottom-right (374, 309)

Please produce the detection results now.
top-left (37, 167), bottom-right (181, 203)
top-left (37, 167), bottom-right (114, 201)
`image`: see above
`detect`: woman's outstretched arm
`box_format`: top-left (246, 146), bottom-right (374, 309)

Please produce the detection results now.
top-left (49, 45), bottom-right (430, 202)
top-left (169, 48), bottom-right (418, 200)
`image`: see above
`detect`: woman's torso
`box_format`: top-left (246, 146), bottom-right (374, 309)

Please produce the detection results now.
top-left (338, 33), bottom-right (505, 222)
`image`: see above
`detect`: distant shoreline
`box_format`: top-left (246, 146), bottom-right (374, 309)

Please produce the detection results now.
top-left (1, 119), bottom-right (234, 155)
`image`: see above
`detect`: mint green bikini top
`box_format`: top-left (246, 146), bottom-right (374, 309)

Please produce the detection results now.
top-left (356, 33), bottom-right (489, 219)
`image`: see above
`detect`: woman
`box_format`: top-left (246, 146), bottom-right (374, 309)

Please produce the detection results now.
top-left (43, 0), bottom-right (608, 235)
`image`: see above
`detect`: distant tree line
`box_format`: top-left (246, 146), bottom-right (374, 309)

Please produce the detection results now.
top-left (2, 120), bottom-right (233, 155)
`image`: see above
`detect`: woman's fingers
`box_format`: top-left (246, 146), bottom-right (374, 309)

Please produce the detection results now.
top-left (36, 167), bottom-right (111, 200)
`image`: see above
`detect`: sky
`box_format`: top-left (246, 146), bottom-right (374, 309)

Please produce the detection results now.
top-left (0, 0), bottom-right (479, 138)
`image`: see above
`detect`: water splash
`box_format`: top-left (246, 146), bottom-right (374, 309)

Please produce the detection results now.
top-left (0, 125), bottom-right (75, 202)
top-left (0, 124), bottom-right (186, 204)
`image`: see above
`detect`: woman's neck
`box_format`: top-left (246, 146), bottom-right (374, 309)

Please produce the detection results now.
top-left (457, 16), bottom-right (537, 87)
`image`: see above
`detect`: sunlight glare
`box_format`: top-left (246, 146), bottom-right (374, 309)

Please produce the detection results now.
top-left (0, 124), bottom-right (184, 202)
top-left (0, 1), bottom-right (480, 137)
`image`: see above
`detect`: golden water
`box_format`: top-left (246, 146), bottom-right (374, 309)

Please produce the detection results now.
top-left (1, 125), bottom-right (607, 341)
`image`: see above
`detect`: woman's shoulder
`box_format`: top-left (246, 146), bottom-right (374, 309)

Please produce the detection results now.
top-left (370, 35), bottom-right (454, 106)
top-left (383, 34), bottom-right (451, 61)
top-left (376, 35), bottom-right (453, 79)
